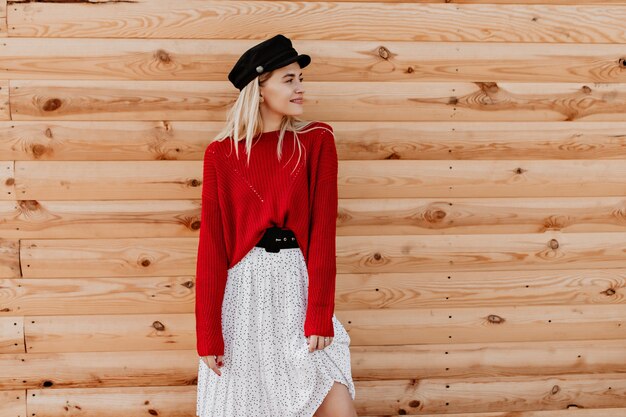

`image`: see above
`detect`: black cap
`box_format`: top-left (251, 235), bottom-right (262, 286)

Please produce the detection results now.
top-left (228, 34), bottom-right (311, 91)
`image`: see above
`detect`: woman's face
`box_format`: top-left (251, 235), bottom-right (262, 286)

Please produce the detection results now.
top-left (259, 61), bottom-right (305, 117)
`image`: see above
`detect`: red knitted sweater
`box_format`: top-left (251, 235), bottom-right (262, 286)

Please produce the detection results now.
top-left (195, 121), bottom-right (338, 357)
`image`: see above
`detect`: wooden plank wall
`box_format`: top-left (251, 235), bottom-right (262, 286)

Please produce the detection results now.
top-left (2, 0), bottom-right (626, 416)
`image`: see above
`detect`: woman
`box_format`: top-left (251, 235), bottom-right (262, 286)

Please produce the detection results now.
top-left (195, 34), bottom-right (357, 417)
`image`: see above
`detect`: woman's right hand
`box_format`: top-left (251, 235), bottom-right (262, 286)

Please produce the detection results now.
top-left (201, 355), bottom-right (224, 376)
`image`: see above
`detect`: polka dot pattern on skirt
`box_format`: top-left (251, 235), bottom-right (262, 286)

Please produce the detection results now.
top-left (196, 246), bottom-right (356, 417)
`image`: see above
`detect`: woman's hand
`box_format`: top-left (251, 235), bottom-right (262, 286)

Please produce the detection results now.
top-left (308, 335), bottom-right (333, 352)
top-left (201, 355), bottom-right (224, 376)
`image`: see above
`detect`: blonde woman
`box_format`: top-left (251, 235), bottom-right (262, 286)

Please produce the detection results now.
top-left (195, 34), bottom-right (357, 417)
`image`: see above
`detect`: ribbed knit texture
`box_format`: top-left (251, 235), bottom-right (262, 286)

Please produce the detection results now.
top-left (195, 121), bottom-right (338, 357)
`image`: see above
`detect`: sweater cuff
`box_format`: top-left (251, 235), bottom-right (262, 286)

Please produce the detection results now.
top-left (304, 304), bottom-right (335, 337)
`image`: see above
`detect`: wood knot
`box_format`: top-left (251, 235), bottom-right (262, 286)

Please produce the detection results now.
top-left (582, 85), bottom-right (592, 94)
top-left (5, 177), bottom-right (14, 186)
top-left (448, 96), bottom-right (458, 105)
top-left (152, 321), bottom-right (165, 331)
top-left (31, 143), bottom-right (49, 158)
top-left (548, 239), bottom-right (559, 249)
top-left (602, 288), bottom-right (616, 296)
top-left (551, 384), bottom-right (560, 395)
top-left (407, 66), bottom-right (414, 74)
top-left (19, 200), bottom-right (40, 211)
top-left (514, 167), bottom-right (526, 174)
top-left (189, 178), bottom-right (201, 187)
top-left (409, 400), bottom-right (421, 407)
top-left (181, 280), bottom-right (194, 288)
top-left (191, 220), bottom-right (201, 230)
top-left (140, 258), bottom-right (151, 267)
top-left (487, 314), bottom-right (505, 324)
top-left (385, 152), bottom-right (400, 160)
top-left (398, 409), bottom-right (407, 415)
top-left (154, 49), bottom-right (171, 64)
top-left (378, 46), bottom-right (390, 60)
top-left (148, 409), bottom-right (158, 416)
top-left (619, 58), bottom-right (626, 68)
top-left (477, 82), bottom-right (499, 93)
top-left (42, 98), bottom-right (62, 112)
top-left (424, 209), bottom-right (447, 223)
top-left (42, 380), bottom-right (53, 387)
top-left (373, 252), bottom-right (382, 261)
top-left (45, 127), bottom-right (53, 138)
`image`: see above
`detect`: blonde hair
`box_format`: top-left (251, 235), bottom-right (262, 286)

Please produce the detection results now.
top-left (212, 69), bottom-right (332, 174)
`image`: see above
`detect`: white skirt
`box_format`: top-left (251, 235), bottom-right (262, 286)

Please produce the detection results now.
top-left (196, 245), bottom-right (356, 417)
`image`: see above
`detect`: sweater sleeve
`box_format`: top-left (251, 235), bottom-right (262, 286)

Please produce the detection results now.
top-left (304, 126), bottom-right (339, 338)
top-left (195, 144), bottom-right (229, 357)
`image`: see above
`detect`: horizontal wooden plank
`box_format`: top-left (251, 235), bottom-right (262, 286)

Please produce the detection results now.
top-left (343, 304), bottom-right (626, 345)
top-left (7, 121), bottom-right (626, 162)
top-left (5, 195), bottom-right (626, 239)
top-left (28, 385), bottom-right (195, 417)
top-left (9, 159), bottom-right (626, 201)
top-left (0, 350), bottom-right (199, 390)
top-left (4, 38), bottom-right (626, 83)
top-left (7, 1), bottom-right (626, 44)
top-left (25, 313), bottom-right (193, 353)
top-left (337, 159), bottom-right (626, 198)
top-left (10, 81), bottom-right (626, 122)
top-left (0, 239), bottom-right (19, 278)
top-left (20, 304), bottom-right (626, 352)
top-left (333, 120), bottom-right (626, 161)
top-left (5, 339), bottom-right (626, 389)
top-left (358, 373), bottom-right (626, 414)
top-left (0, 199), bottom-right (201, 239)
top-left (0, 317), bottom-right (23, 354)
top-left (13, 161), bottom-right (200, 201)
top-left (336, 267), bottom-right (625, 310)
top-left (0, 120), bottom-right (212, 161)
top-left (18, 231), bottom-right (626, 278)
top-left (10, 80), bottom-right (229, 121)
top-left (21, 237), bottom-right (194, 278)
top-left (23, 373), bottom-right (626, 415)
top-left (336, 231), bottom-right (626, 273)
top-left (349, 338), bottom-right (626, 380)
top-left (0, 276), bottom-right (194, 316)
top-left (337, 195), bottom-right (626, 235)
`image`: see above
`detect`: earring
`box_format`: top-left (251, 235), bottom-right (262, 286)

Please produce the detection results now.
top-left (260, 96), bottom-right (264, 102)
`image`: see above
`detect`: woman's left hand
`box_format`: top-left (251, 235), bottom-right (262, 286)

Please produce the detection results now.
top-left (308, 335), bottom-right (333, 352)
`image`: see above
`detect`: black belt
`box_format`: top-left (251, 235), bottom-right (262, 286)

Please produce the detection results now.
top-left (255, 226), bottom-right (299, 253)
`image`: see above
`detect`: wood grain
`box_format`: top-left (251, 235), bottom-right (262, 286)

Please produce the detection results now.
top-left (11, 80), bottom-right (626, 122)
top-left (6, 1), bottom-right (626, 44)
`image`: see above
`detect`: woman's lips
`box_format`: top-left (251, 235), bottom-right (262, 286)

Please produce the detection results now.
top-left (290, 99), bottom-right (303, 104)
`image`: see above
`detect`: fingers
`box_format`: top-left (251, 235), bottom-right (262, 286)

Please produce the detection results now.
top-left (201, 355), bottom-right (222, 376)
top-left (308, 336), bottom-right (316, 352)
top-left (308, 336), bottom-right (334, 352)
top-left (316, 336), bottom-right (325, 351)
